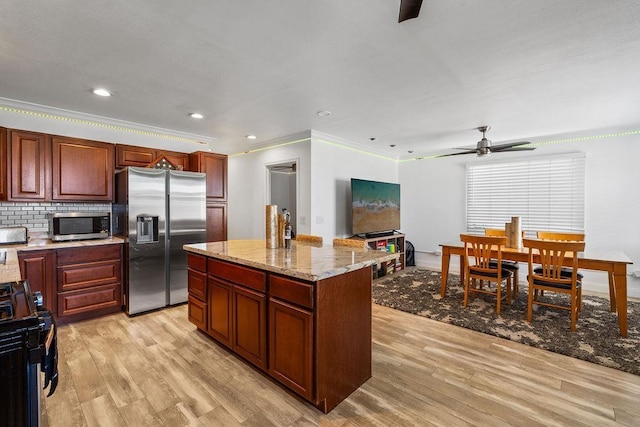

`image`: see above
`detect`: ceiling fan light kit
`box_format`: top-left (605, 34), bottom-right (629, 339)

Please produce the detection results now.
top-left (437, 126), bottom-right (536, 158)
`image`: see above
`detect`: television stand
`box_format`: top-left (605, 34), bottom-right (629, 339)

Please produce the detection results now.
top-left (346, 233), bottom-right (406, 278)
top-left (364, 230), bottom-right (395, 239)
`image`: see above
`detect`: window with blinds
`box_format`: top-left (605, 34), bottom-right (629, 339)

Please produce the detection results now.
top-left (466, 154), bottom-right (585, 235)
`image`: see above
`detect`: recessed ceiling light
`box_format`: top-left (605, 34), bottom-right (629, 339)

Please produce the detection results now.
top-left (92, 88), bottom-right (112, 97)
top-left (246, 134), bottom-right (257, 140)
top-left (317, 110), bottom-right (331, 117)
top-left (189, 113), bottom-right (204, 119)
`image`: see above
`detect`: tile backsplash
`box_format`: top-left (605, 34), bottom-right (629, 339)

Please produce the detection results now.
top-left (0, 202), bottom-right (111, 234)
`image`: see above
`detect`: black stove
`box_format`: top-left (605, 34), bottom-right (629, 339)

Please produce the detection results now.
top-left (0, 280), bottom-right (57, 427)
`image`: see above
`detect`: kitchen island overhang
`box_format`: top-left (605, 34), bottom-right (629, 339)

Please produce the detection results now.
top-left (183, 240), bottom-right (398, 413)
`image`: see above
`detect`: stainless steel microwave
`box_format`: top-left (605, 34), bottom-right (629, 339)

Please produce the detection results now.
top-left (47, 212), bottom-right (111, 241)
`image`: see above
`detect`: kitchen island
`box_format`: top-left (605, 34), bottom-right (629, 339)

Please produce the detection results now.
top-left (183, 239), bottom-right (398, 413)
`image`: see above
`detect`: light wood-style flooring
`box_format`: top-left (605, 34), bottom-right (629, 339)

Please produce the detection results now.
top-left (41, 302), bottom-right (640, 426)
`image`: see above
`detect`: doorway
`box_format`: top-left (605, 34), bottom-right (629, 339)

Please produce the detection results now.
top-left (267, 161), bottom-right (297, 235)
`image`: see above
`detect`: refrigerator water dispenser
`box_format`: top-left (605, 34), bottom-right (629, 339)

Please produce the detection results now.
top-left (136, 215), bottom-right (158, 243)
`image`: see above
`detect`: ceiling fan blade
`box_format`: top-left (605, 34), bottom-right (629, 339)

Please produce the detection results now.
top-left (436, 150), bottom-right (478, 158)
top-left (489, 141), bottom-right (532, 151)
top-left (492, 147), bottom-right (537, 152)
top-left (398, 0), bottom-right (423, 22)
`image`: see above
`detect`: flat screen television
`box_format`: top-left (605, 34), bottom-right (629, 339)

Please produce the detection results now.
top-left (351, 178), bottom-right (400, 236)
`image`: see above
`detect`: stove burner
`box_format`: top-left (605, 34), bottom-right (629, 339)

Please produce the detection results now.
top-left (0, 300), bottom-right (13, 321)
top-left (0, 283), bottom-right (13, 298)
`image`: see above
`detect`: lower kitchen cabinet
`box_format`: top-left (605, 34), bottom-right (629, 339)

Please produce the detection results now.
top-left (17, 250), bottom-right (56, 314)
top-left (185, 251), bottom-right (373, 413)
top-left (269, 298), bottom-right (313, 400)
top-left (232, 285), bottom-right (266, 370)
top-left (17, 243), bottom-right (124, 323)
top-left (56, 244), bottom-right (122, 322)
top-left (207, 273), bottom-right (267, 370)
top-left (207, 277), bottom-right (233, 348)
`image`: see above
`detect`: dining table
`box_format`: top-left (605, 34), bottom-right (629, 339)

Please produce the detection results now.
top-left (439, 241), bottom-right (634, 337)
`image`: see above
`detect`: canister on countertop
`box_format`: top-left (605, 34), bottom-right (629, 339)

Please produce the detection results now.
top-left (266, 205), bottom-right (278, 248)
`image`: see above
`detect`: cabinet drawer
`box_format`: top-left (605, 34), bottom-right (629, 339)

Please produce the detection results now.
top-left (188, 295), bottom-right (207, 330)
top-left (57, 244), bottom-right (121, 265)
top-left (187, 253), bottom-right (207, 272)
top-left (269, 275), bottom-right (314, 310)
top-left (57, 283), bottom-right (121, 317)
top-left (208, 259), bottom-right (265, 292)
top-left (188, 268), bottom-right (207, 301)
top-left (58, 259), bottom-right (121, 292)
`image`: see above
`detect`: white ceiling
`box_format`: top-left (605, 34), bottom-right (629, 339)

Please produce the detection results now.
top-left (2, 1), bottom-right (640, 159)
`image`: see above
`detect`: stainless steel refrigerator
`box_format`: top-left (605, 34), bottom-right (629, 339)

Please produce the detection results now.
top-left (113, 167), bottom-right (206, 315)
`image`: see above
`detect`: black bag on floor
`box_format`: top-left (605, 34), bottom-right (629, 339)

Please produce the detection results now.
top-left (405, 240), bottom-right (415, 266)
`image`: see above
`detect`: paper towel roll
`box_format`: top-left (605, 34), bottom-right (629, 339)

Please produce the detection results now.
top-left (266, 205), bottom-right (278, 248)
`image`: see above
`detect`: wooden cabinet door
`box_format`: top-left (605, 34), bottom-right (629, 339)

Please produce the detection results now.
top-left (157, 150), bottom-right (189, 171)
top-left (51, 136), bottom-right (114, 201)
top-left (189, 152), bottom-right (227, 201)
top-left (18, 250), bottom-right (56, 314)
top-left (269, 298), bottom-right (313, 400)
top-left (0, 128), bottom-right (6, 200)
top-left (8, 130), bottom-right (50, 200)
top-left (208, 277), bottom-right (233, 348)
top-left (116, 144), bottom-right (155, 168)
top-left (206, 203), bottom-right (227, 242)
top-left (233, 285), bottom-right (267, 370)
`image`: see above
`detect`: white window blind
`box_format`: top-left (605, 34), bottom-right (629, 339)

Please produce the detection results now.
top-left (466, 154), bottom-right (585, 235)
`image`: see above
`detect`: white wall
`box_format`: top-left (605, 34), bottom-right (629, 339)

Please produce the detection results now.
top-left (227, 131), bottom-right (398, 244)
top-left (227, 133), bottom-right (312, 240)
top-left (309, 132), bottom-right (398, 243)
top-left (399, 127), bottom-right (640, 297)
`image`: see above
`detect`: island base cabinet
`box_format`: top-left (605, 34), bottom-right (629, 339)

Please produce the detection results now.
top-left (185, 252), bottom-right (374, 414)
top-left (269, 298), bottom-right (313, 401)
top-left (208, 277), bottom-right (233, 348)
top-left (187, 295), bottom-right (207, 331)
top-left (233, 286), bottom-right (267, 371)
top-left (208, 276), bottom-right (267, 371)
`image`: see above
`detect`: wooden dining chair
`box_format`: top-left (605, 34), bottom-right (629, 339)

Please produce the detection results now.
top-left (460, 234), bottom-right (513, 315)
top-left (523, 238), bottom-right (585, 331)
top-left (484, 228), bottom-right (521, 295)
top-left (535, 231), bottom-right (585, 281)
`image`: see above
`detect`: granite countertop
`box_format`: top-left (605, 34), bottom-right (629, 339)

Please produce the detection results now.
top-left (183, 239), bottom-right (399, 282)
top-left (0, 236), bottom-right (125, 283)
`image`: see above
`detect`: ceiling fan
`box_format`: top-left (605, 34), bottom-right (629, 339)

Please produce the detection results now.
top-left (437, 126), bottom-right (536, 158)
top-left (398, 0), bottom-right (423, 23)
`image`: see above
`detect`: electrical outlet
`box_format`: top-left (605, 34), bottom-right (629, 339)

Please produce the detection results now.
top-left (316, 216), bottom-right (324, 225)
top-left (299, 216), bottom-right (306, 225)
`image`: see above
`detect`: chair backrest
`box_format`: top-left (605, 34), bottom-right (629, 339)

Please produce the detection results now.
top-left (295, 234), bottom-right (323, 245)
top-left (332, 238), bottom-right (365, 248)
top-left (523, 238), bottom-right (585, 283)
top-left (485, 228), bottom-right (525, 238)
top-left (536, 231), bottom-right (585, 242)
top-left (460, 234), bottom-right (507, 273)
top-left (484, 228), bottom-right (506, 237)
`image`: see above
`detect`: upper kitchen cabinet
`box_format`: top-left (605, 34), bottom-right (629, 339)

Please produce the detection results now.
top-left (189, 151), bottom-right (227, 201)
top-left (6, 130), bottom-right (51, 201)
top-left (160, 150), bottom-right (189, 171)
top-left (115, 145), bottom-right (190, 171)
top-left (0, 128), bottom-right (6, 200)
top-left (51, 136), bottom-right (114, 201)
top-left (116, 144), bottom-right (155, 168)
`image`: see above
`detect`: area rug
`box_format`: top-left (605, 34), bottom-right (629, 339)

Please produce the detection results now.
top-left (372, 268), bottom-right (640, 376)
